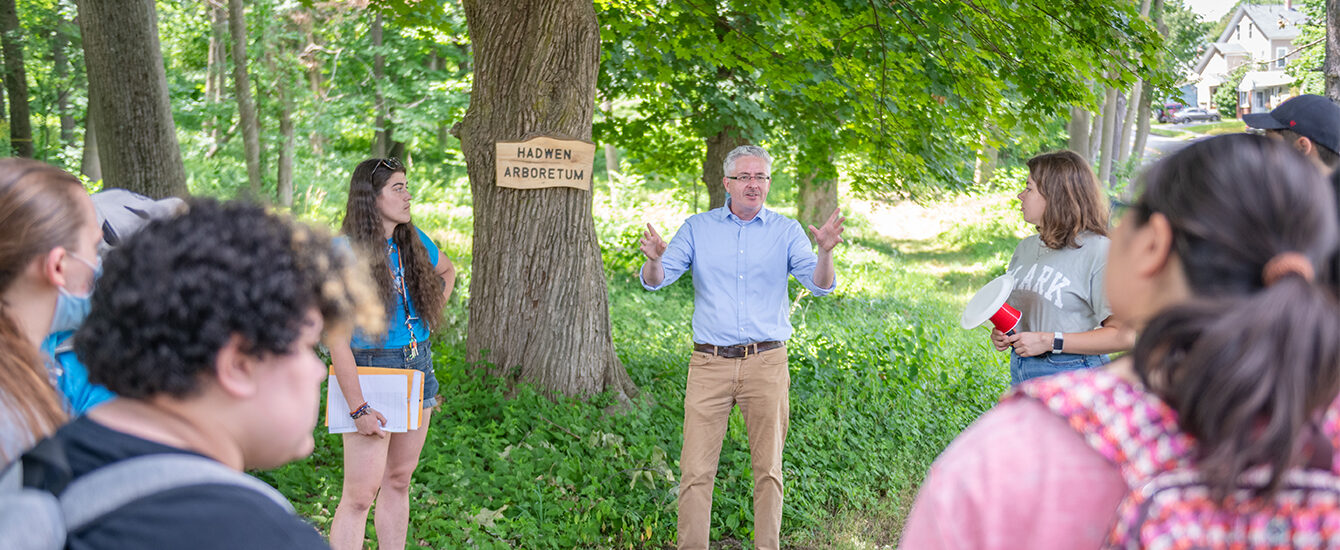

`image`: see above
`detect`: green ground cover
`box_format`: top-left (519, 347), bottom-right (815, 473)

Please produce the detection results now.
top-left (256, 187), bottom-right (1025, 548)
top-left (1182, 119), bottom-right (1246, 135)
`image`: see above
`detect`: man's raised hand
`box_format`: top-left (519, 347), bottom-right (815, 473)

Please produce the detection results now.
top-left (808, 208), bottom-right (846, 252)
top-left (640, 223), bottom-right (668, 261)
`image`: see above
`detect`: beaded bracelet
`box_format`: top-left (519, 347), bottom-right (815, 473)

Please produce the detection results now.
top-left (350, 402), bottom-right (371, 420)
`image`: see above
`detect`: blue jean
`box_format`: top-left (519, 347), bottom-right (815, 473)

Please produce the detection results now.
top-left (1009, 350), bottom-right (1109, 385)
top-left (351, 341), bottom-right (438, 407)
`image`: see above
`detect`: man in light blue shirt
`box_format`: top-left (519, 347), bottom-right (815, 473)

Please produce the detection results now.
top-left (640, 145), bottom-right (844, 550)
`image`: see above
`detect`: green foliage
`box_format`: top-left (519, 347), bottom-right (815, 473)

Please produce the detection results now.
top-left (256, 189), bottom-right (1018, 548)
top-left (1286, 0), bottom-right (1325, 95)
top-left (1214, 64), bottom-right (1250, 118)
top-left (597, 0), bottom-right (1164, 199)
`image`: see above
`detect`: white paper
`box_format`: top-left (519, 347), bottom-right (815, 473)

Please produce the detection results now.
top-left (327, 369), bottom-right (424, 433)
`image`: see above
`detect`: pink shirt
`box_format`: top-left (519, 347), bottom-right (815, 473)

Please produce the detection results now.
top-left (898, 398), bottom-right (1129, 549)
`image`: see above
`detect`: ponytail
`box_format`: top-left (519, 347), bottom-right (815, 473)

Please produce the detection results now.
top-left (0, 304), bottom-right (66, 462)
top-left (1133, 275), bottom-right (1340, 499)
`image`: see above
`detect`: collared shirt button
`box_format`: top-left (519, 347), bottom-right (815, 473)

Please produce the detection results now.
top-left (738, 275), bottom-right (743, 279)
top-left (739, 250), bottom-right (744, 253)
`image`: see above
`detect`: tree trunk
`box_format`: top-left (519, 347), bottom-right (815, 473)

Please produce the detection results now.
top-left (1327, 0), bottom-right (1340, 102)
top-left (1088, 101), bottom-right (1104, 161)
top-left (77, 0), bottom-right (186, 198)
top-left (0, 0), bottom-right (33, 157)
top-left (54, 18), bottom-right (74, 148)
top-left (974, 134), bottom-right (997, 187)
top-left (372, 12), bottom-right (389, 158)
top-left (1131, 0), bottom-right (1164, 167)
top-left (1068, 107), bottom-right (1090, 158)
top-left (227, 0), bottom-right (262, 197)
top-left (457, 0), bottom-right (637, 403)
top-left (0, 70), bottom-right (7, 122)
top-left (298, 8), bottom-right (325, 156)
top-left (1098, 85), bottom-right (1119, 185)
top-left (1116, 0), bottom-right (1153, 168)
top-left (80, 99), bottom-right (101, 182)
top-left (1117, 81), bottom-right (1141, 167)
top-left (205, 2), bottom-right (227, 153)
top-left (797, 150), bottom-right (838, 240)
top-left (267, 41), bottom-right (294, 208)
top-left (703, 126), bottom-right (748, 210)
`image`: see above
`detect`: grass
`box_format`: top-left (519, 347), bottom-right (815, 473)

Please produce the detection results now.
top-left (256, 185), bottom-right (1024, 548)
top-left (1148, 127), bottom-right (1181, 138)
top-left (1183, 119), bottom-right (1246, 135)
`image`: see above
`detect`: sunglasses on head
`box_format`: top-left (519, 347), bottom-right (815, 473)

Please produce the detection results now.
top-left (374, 157), bottom-right (403, 172)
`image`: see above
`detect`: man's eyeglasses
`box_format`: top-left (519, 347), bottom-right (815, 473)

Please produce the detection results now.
top-left (375, 157), bottom-right (403, 172)
top-left (726, 174), bottom-right (771, 183)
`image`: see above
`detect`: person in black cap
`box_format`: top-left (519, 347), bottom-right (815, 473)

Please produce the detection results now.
top-left (1243, 94), bottom-right (1340, 174)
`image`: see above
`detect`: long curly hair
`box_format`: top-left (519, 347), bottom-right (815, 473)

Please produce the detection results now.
top-left (338, 159), bottom-right (444, 335)
top-left (0, 159), bottom-right (86, 458)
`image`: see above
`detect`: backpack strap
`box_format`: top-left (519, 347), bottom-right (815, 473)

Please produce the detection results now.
top-left (1005, 369), bottom-right (1198, 488)
top-left (60, 453), bottom-right (295, 533)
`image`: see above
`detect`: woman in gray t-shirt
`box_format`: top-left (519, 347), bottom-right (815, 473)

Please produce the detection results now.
top-left (992, 151), bottom-right (1134, 384)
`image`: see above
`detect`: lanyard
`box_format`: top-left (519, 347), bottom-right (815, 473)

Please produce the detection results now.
top-left (389, 241), bottom-right (420, 359)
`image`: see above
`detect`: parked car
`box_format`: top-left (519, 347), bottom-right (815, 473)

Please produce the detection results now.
top-left (1157, 103), bottom-right (1186, 123)
top-left (1172, 108), bottom-right (1221, 124)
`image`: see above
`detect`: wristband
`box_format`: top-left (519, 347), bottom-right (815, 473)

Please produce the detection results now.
top-left (1052, 332), bottom-right (1064, 354)
top-left (350, 402), bottom-right (371, 420)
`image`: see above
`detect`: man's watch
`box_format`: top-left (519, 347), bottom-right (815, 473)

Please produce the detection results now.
top-left (1052, 332), bottom-right (1064, 354)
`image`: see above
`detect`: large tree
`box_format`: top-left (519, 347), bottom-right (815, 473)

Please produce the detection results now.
top-left (0, 0), bottom-right (32, 157)
top-left (76, 0), bottom-right (186, 197)
top-left (456, 0), bottom-right (637, 403)
top-left (227, 0), bottom-right (262, 197)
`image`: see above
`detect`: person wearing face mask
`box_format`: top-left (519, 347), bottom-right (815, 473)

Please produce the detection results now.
top-left (0, 158), bottom-right (103, 464)
top-left (39, 189), bottom-right (186, 414)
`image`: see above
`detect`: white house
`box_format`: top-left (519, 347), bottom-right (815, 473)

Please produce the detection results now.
top-left (1185, 3), bottom-right (1307, 115)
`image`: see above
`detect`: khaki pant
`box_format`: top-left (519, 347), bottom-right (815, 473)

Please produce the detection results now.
top-left (677, 345), bottom-right (789, 550)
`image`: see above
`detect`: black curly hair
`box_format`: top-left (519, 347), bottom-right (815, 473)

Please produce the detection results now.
top-left (75, 199), bottom-right (382, 399)
top-left (339, 158), bottom-right (445, 335)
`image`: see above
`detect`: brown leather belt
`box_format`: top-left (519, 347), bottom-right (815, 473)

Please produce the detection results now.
top-left (693, 341), bottom-right (784, 359)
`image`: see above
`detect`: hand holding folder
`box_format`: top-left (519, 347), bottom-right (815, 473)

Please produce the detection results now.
top-left (326, 366), bottom-right (424, 434)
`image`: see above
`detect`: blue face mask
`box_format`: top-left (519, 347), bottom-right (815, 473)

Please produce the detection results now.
top-left (49, 253), bottom-right (101, 335)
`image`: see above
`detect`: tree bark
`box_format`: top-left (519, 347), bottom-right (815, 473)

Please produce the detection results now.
top-left (372, 12), bottom-right (389, 158)
top-left (77, 0), bottom-right (185, 197)
top-left (1117, 81), bottom-right (1141, 167)
top-left (1131, 0), bottom-right (1164, 167)
top-left (80, 98), bottom-right (100, 182)
top-left (205, 1), bottom-right (227, 154)
top-left (227, 0), bottom-right (262, 197)
top-left (267, 40), bottom-right (294, 208)
top-left (1327, 0), bottom-right (1340, 102)
top-left (1098, 85), bottom-right (1120, 185)
top-left (1116, 0), bottom-right (1154, 168)
top-left (53, 18), bottom-right (74, 148)
top-left (1068, 107), bottom-right (1090, 159)
top-left (703, 126), bottom-right (748, 210)
top-left (0, 0), bottom-right (33, 157)
top-left (1088, 100), bottom-right (1104, 162)
top-left (457, 0), bottom-right (637, 403)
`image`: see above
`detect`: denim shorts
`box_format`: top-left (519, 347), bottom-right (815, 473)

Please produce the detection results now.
top-left (1009, 350), bottom-right (1110, 385)
top-left (352, 341), bottom-right (438, 408)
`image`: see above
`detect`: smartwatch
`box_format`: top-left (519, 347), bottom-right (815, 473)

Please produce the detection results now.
top-left (1052, 332), bottom-right (1064, 354)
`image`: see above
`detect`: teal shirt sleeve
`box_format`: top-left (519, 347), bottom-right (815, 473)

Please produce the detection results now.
top-left (42, 332), bottom-right (116, 415)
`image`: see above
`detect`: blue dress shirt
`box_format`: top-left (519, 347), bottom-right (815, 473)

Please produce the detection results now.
top-left (641, 203), bottom-right (836, 346)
